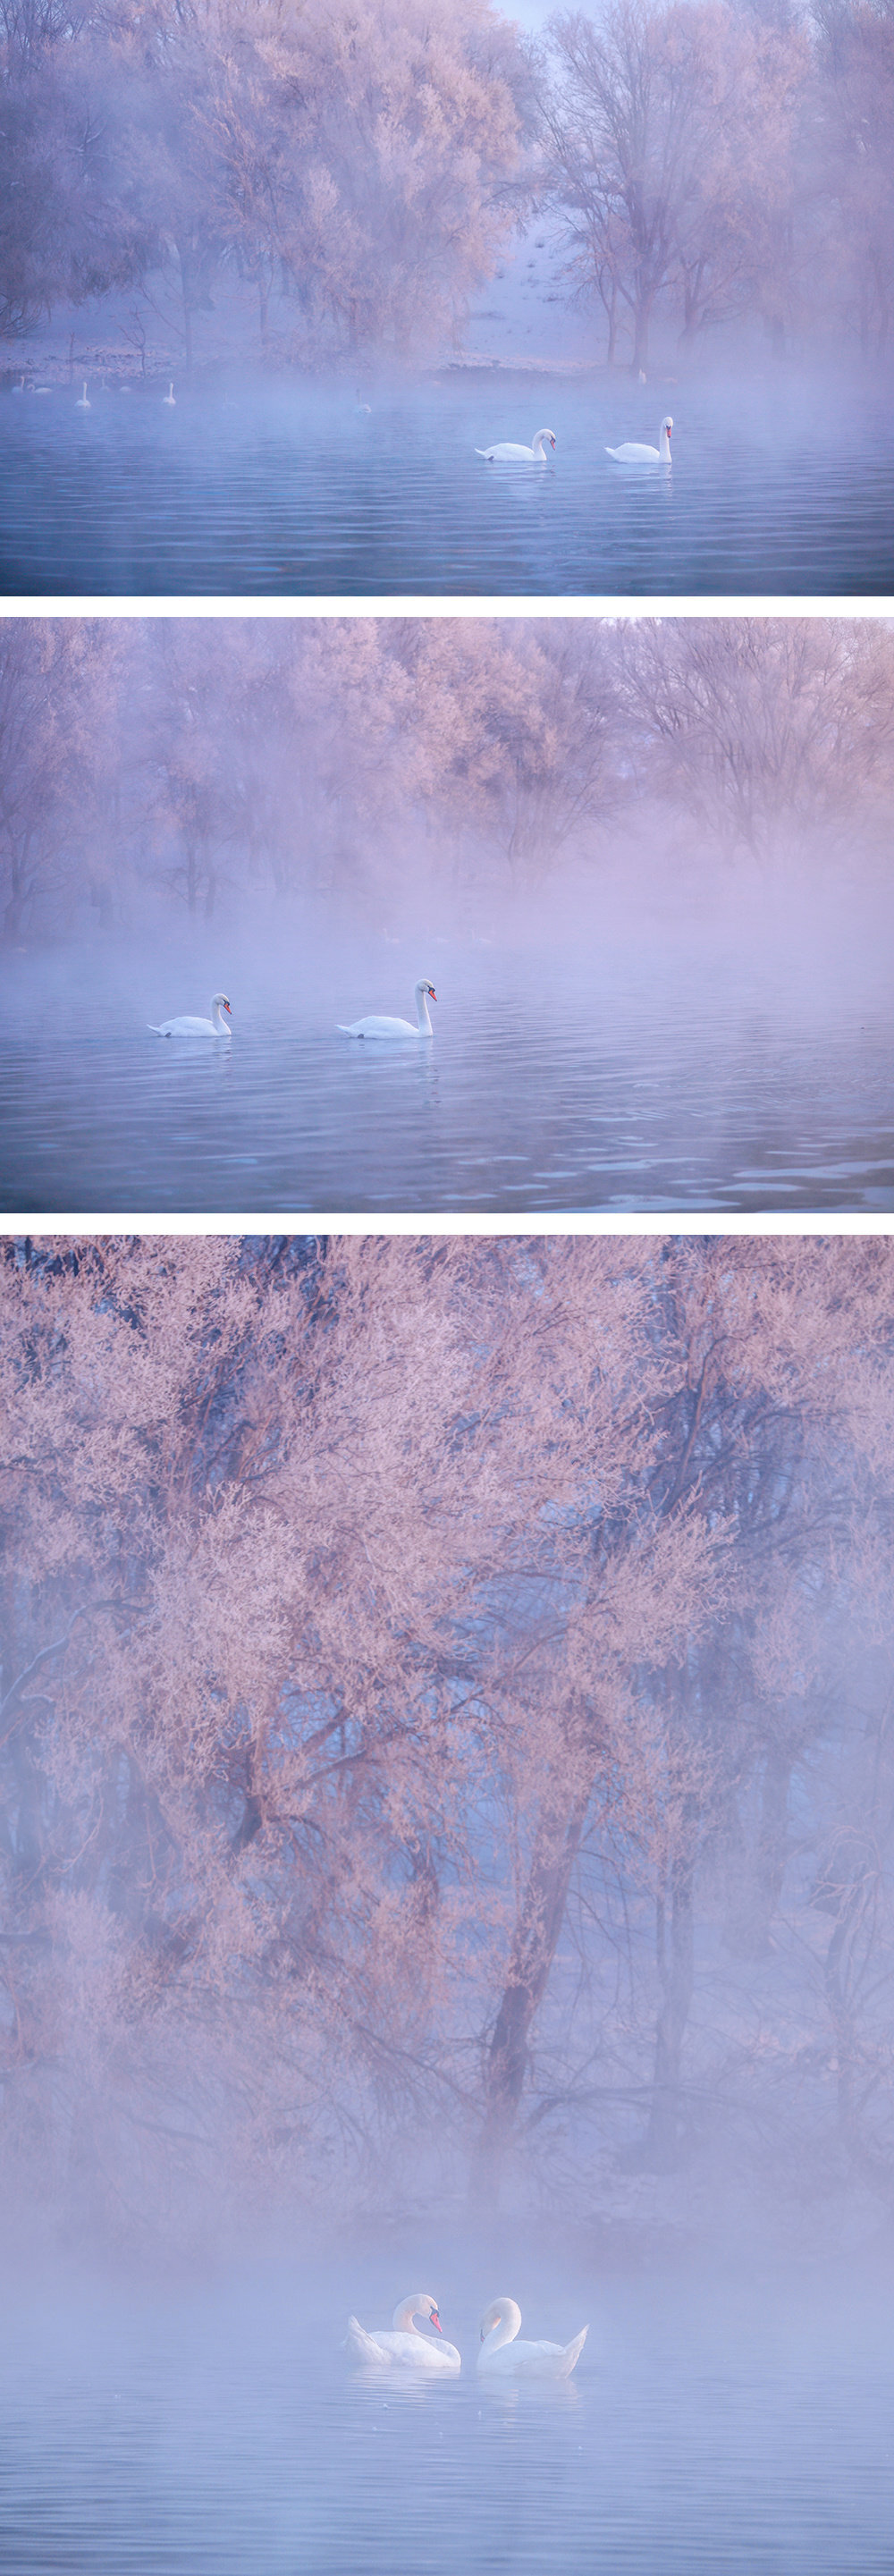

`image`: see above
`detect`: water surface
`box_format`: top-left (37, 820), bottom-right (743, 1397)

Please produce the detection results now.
top-left (1, 370), bottom-right (891, 595)
top-left (3, 2264), bottom-right (892, 2573)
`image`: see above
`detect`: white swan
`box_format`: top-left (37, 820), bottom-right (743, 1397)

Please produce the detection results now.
top-left (476, 427), bottom-right (556, 463)
top-left (76, 381), bottom-right (90, 410)
top-left (477, 2298), bottom-right (587, 2380)
top-left (345, 2293), bottom-right (460, 2373)
top-left (148, 992), bottom-right (232, 1037)
top-left (337, 978), bottom-right (436, 1039)
top-left (163, 383), bottom-right (175, 406)
top-left (606, 414), bottom-right (672, 465)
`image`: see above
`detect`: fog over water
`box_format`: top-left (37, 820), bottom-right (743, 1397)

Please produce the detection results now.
top-left (5, 1230), bottom-right (894, 2563)
top-left (3, 872), bottom-right (893, 1211)
top-left (2, 364), bottom-right (892, 595)
top-left (4, 2250), bottom-right (894, 2574)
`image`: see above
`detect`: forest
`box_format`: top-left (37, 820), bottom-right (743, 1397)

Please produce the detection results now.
top-left (2, 615), bottom-right (893, 945)
top-left (0, 0), bottom-right (891, 371)
top-left (3, 1229), bottom-right (894, 2251)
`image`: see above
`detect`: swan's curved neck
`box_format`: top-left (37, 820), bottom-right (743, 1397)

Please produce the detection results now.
top-left (483, 2299), bottom-right (521, 2352)
top-left (392, 2293), bottom-right (434, 2333)
top-left (211, 999), bottom-right (227, 1032)
top-left (414, 983), bottom-right (433, 1035)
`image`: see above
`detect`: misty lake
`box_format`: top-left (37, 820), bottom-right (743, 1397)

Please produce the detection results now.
top-left (1, 928), bottom-right (893, 1216)
top-left (4, 2261), bottom-right (893, 2574)
top-left (1, 367), bottom-right (892, 595)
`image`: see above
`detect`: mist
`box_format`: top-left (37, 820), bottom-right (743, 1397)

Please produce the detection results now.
top-left (3, 0), bottom-right (894, 594)
top-left (4, 1232), bottom-right (894, 2568)
top-left (2, 0), bottom-right (892, 384)
top-left (0, 612), bottom-right (892, 1209)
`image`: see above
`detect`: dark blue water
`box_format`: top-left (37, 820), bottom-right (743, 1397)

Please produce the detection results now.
top-left (1, 369), bottom-right (891, 595)
top-left (2, 931), bottom-right (892, 1213)
top-left (3, 2265), bottom-right (893, 2574)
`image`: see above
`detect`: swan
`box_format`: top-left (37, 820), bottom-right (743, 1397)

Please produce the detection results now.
top-left (11, 376), bottom-right (24, 394)
top-left (337, 978), bottom-right (436, 1039)
top-left (345, 2293), bottom-right (460, 2373)
top-left (148, 992), bottom-right (232, 1037)
top-left (477, 427), bottom-right (556, 463)
top-left (163, 383), bottom-right (175, 405)
top-left (76, 381), bottom-right (90, 410)
top-left (477, 2298), bottom-right (587, 2380)
top-left (606, 414), bottom-right (672, 465)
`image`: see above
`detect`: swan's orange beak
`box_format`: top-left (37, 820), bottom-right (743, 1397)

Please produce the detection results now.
top-left (430, 2306), bottom-right (443, 2334)
top-left (429, 986), bottom-right (437, 1001)
top-left (223, 1000), bottom-right (232, 1015)
top-left (550, 434), bottom-right (556, 448)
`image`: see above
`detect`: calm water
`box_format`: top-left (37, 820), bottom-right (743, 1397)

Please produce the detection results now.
top-left (3, 2265), bottom-right (893, 2573)
top-left (1, 370), bottom-right (892, 595)
top-left (2, 938), bottom-right (892, 1213)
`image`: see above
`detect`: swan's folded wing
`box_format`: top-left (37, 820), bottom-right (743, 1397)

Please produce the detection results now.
top-left (344, 2315), bottom-right (392, 2365)
top-left (559, 2325), bottom-right (588, 2377)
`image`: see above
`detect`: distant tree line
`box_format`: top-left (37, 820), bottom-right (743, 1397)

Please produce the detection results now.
top-left (0, 0), bottom-right (892, 367)
top-left (0, 616), bottom-right (892, 942)
top-left (2, 1232), bottom-right (894, 2244)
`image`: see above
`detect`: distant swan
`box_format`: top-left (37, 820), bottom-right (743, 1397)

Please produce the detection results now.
top-left (76, 382), bottom-right (90, 410)
top-left (477, 2298), bottom-right (587, 2379)
top-left (345, 2293), bottom-right (460, 2373)
top-left (338, 978), bottom-right (436, 1039)
top-left (163, 383), bottom-right (175, 405)
top-left (148, 992), bottom-right (232, 1037)
top-left (606, 415), bottom-right (672, 465)
top-left (477, 427), bottom-right (556, 462)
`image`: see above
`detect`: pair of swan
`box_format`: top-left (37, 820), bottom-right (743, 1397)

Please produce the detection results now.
top-left (606, 414), bottom-right (672, 465)
top-left (475, 416), bottom-right (671, 468)
top-left (147, 977), bottom-right (434, 1041)
top-left (338, 978), bottom-right (436, 1039)
top-left (148, 992), bottom-right (232, 1038)
top-left (345, 2293), bottom-right (587, 2380)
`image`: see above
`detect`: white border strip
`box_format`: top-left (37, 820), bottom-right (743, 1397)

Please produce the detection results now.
top-left (0, 596), bottom-right (890, 620)
top-left (2, 1213), bottom-right (890, 1237)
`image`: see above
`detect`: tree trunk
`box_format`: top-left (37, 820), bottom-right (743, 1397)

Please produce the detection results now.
top-left (724, 1746), bottom-right (792, 1956)
top-left (637, 1808), bottom-right (697, 2168)
top-left (468, 1783), bottom-right (590, 2209)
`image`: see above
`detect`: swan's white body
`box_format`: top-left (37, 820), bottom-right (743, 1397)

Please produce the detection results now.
top-left (606, 414), bottom-right (672, 465)
top-left (345, 2293), bottom-right (460, 2374)
top-left (149, 992), bottom-right (232, 1038)
top-left (338, 978), bottom-right (436, 1039)
top-left (164, 383), bottom-right (175, 405)
top-left (477, 2298), bottom-right (587, 2380)
top-left (476, 427), bottom-right (556, 463)
top-left (76, 381), bottom-right (90, 410)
